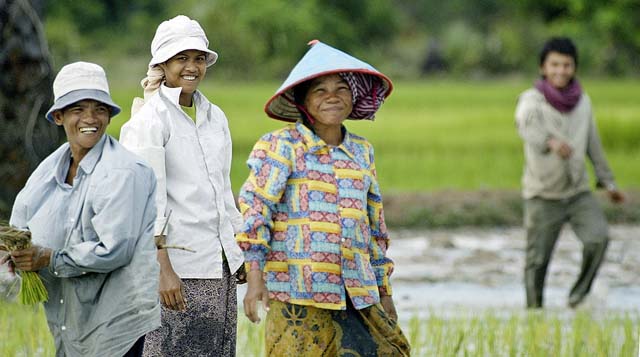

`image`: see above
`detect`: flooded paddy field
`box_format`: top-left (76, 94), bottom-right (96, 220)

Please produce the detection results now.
top-left (388, 225), bottom-right (640, 316)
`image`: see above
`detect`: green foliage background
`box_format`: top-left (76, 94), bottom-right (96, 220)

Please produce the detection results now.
top-left (43, 0), bottom-right (640, 79)
top-left (105, 79), bottom-right (640, 195)
top-left (33, 1), bottom-right (640, 226)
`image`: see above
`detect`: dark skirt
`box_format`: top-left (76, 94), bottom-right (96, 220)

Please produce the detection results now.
top-left (143, 265), bottom-right (237, 357)
top-left (266, 300), bottom-right (410, 356)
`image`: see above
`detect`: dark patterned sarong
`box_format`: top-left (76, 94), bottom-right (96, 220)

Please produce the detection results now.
top-left (143, 264), bottom-right (237, 357)
top-left (266, 300), bottom-right (410, 356)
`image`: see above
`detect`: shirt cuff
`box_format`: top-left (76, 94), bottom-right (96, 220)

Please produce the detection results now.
top-left (243, 250), bottom-right (266, 271)
top-left (48, 249), bottom-right (61, 277)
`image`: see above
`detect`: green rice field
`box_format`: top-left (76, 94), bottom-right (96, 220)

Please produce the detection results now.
top-left (1, 301), bottom-right (637, 356)
top-left (106, 79), bottom-right (640, 194)
top-left (4, 80), bottom-right (637, 355)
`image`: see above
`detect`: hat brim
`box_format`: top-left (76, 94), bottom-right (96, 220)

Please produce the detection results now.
top-left (45, 89), bottom-right (121, 122)
top-left (265, 69), bottom-right (393, 122)
top-left (149, 37), bottom-right (218, 68)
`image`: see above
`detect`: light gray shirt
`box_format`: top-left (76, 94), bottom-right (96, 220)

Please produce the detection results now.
top-left (120, 85), bottom-right (244, 278)
top-left (10, 135), bottom-right (160, 357)
top-left (515, 88), bottom-right (616, 199)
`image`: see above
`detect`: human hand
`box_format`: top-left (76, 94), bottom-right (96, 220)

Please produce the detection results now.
top-left (235, 264), bottom-right (247, 285)
top-left (243, 270), bottom-right (269, 323)
top-left (380, 295), bottom-right (398, 322)
top-left (0, 252), bottom-right (15, 275)
top-left (159, 268), bottom-right (187, 311)
top-left (607, 189), bottom-right (625, 204)
top-left (9, 245), bottom-right (51, 272)
top-left (547, 137), bottom-right (573, 159)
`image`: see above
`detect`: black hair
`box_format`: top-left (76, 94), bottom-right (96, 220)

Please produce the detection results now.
top-left (293, 80), bottom-right (313, 106)
top-left (539, 37), bottom-right (578, 67)
top-left (292, 79), bottom-right (314, 127)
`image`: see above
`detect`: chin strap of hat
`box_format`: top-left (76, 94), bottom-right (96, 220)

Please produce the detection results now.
top-left (283, 93), bottom-right (315, 124)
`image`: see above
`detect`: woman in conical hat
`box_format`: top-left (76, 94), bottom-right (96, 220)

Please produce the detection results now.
top-left (237, 40), bottom-right (410, 356)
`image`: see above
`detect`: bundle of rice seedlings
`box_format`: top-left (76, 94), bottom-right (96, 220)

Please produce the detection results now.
top-left (0, 224), bottom-right (48, 305)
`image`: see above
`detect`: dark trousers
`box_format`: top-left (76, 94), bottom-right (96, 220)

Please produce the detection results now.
top-left (524, 191), bottom-right (609, 308)
top-left (123, 335), bottom-right (146, 357)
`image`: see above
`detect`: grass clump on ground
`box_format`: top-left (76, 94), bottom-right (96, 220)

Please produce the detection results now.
top-left (407, 310), bottom-right (638, 356)
top-left (0, 302), bottom-right (54, 356)
top-left (236, 309), bottom-right (639, 356)
top-left (1, 301), bottom-right (637, 356)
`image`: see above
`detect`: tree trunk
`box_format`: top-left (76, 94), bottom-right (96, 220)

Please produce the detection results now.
top-left (0, 0), bottom-right (62, 219)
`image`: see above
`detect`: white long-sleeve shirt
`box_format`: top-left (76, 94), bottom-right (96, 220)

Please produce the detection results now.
top-left (120, 84), bottom-right (244, 278)
top-left (515, 88), bottom-right (616, 200)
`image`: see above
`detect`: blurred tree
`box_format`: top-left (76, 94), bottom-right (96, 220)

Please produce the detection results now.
top-left (194, 0), bottom-right (399, 79)
top-left (394, 0), bottom-right (639, 76)
top-left (44, 0), bottom-right (172, 65)
top-left (513, 0), bottom-right (640, 74)
top-left (0, 0), bottom-right (62, 218)
top-left (39, 0), bottom-right (639, 78)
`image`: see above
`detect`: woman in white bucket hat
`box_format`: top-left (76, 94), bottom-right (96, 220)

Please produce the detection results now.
top-left (119, 15), bottom-right (244, 357)
top-left (3, 61), bottom-right (160, 357)
top-left (236, 40), bottom-right (409, 356)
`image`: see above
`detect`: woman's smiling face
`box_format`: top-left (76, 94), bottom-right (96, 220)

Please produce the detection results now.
top-left (303, 74), bottom-right (353, 128)
top-left (160, 50), bottom-right (208, 96)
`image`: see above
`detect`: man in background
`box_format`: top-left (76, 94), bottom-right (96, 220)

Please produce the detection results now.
top-left (515, 37), bottom-right (624, 309)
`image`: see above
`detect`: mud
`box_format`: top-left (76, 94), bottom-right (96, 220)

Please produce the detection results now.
top-left (388, 224), bottom-right (640, 314)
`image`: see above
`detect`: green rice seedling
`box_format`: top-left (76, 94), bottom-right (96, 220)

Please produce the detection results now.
top-left (0, 301), bottom-right (53, 356)
top-left (0, 224), bottom-right (48, 305)
top-left (2, 305), bottom-right (638, 356)
top-left (236, 317), bottom-right (266, 356)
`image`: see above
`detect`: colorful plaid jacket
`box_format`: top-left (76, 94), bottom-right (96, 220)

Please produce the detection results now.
top-left (237, 121), bottom-right (394, 310)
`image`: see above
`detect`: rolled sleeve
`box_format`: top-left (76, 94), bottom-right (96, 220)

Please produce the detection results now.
top-left (51, 169), bottom-right (154, 276)
top-left (515, 97), bottom-right (551, 154)
top-left (236, 137), bottom-right (291, 271)
top-left (586, 114), bottom-right (616, 189)
top-left (120, 112), bottom-right (169, 236)
top-left (366, 148), bottom-right (394, 296)
top-left (222, 122), bottom-right (244, 234)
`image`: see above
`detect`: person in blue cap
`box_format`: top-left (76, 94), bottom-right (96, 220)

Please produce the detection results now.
top-left (2, 61), bottom-right (160, 357)
top-left (236, 40), bottom-right (410, 356)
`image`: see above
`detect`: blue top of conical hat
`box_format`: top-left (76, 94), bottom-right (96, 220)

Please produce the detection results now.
top-left (265, 40), bottom-right (393, 122)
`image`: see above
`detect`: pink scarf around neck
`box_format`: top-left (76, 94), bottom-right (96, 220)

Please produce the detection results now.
top-left (535, 78), bottom-right (582, 113)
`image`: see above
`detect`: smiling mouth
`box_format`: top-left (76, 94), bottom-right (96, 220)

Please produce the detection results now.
top-left (79, 127), bottom-right (98, 134)
top-left (182, 75), bottom-right (197, 81)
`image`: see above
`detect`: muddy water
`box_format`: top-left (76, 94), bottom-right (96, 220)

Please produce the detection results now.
top-left (388, 224), bottom-right (640, 315)
top-left (3, 225), bottom-right (637, 316)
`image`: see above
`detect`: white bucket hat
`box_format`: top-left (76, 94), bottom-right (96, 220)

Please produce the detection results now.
top-left (45, 61), bottom-right (121, 122)
top-left (149, 15), bottom-right (218, 68)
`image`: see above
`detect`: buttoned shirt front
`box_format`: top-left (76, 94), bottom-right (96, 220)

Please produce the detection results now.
top-left (237, 122), bottom-right (394, 310)
top-left (10, 135), bottom-right (160, 357)
top-left (120, 85), bottom-right (244, 278)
